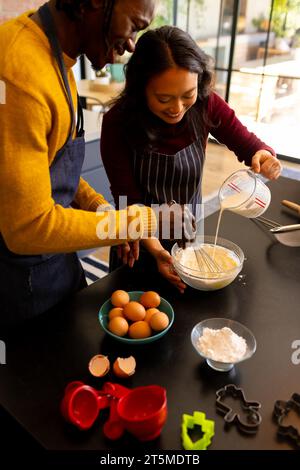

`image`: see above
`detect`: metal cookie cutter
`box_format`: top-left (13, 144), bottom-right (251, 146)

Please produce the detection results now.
top-left (273, 393), bottom-right (300, 448)
top-left (216, 384), bottom-right (262, 434)
top-left (181, 411), bottom-right (215, 450)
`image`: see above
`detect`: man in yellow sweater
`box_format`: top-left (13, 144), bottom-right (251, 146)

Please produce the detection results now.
top-left (0, 0), bottom-right (190, 326)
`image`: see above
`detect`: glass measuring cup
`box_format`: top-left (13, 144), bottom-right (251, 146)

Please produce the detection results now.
top-left (218, 169), bottom-right (271, 218)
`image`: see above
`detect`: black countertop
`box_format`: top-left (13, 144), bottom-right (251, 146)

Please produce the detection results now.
top-left (0, 176), bottom-right (300, 451)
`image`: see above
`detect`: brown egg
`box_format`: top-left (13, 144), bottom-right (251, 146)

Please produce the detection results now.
top-left (123, 301), bottom-right (146, 322)
top-left (111, 290), bottom-right (130, 307)
top-left (150, 312), bottom-right (169, 331)
top-left (108, 316), bottom-right (129, 337)
top-left (140, 291), bottom-right (161, 309)
top-left (108, 307), bottom-right (124, 320)
top-left (113, 356), bottom-right (136, 378)
top-left (145, 308), bottom-right (160, 324)
top-left (128, 321), bottom-right (152, 339)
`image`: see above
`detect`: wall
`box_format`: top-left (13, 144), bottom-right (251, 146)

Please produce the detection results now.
top-left (0, 0), bottom-right (44, 25)
top-left (177, 0), bottom-right (222, 40)
top-left (0, 0), bottom-right (82, 80)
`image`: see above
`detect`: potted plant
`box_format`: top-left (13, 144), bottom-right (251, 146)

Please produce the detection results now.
top-left (95, 66), bottom-right (111, 85)
top-left (252, 14), bottom-right (270, 32)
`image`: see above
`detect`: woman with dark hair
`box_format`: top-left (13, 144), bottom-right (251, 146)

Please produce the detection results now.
top-left (101, 26), bottom-right (282, 292)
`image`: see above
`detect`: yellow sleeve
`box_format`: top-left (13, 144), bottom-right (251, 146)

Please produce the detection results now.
top-left (0, 81), bottom-right (156, 255)
top-left (73, 177), bottom-right (109, 211)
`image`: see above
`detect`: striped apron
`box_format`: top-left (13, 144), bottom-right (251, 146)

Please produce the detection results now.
top-left (133, 133), bottom-right (205, 222)
top-left (109, 132), bottom-right (205, 272)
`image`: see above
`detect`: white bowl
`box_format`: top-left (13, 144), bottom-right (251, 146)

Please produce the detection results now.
top-left (171, 236), bottom-right (244, 291)
top-left (191, 318), bottom-right (256, 372)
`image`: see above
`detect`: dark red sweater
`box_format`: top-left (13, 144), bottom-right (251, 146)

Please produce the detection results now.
top-left (100, 92), bottom-right (275, 206)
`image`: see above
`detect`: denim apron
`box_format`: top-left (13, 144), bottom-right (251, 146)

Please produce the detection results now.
top-left (109, 133), bottom-right (205, 272)
top-left (0, 4), bottom-right (87, 326)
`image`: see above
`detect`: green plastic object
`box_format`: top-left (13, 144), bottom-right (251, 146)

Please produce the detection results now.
top-left (181, 411), bottom-right (215, 450)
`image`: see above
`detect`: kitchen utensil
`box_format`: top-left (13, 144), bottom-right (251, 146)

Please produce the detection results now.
top-left (193, 246), bottom-right (222, 273)
top-left (273, 393), bottom-right (300, 448)
top-left (255, 216), bottom-right (300, 247)
top-left (60, 381), bottom-right (130, 433)
top-left (270, 224), bottom-right (300, 246)
top-left (255, 215), bottom-right (281, 229)
top-left (181, 411), bottom-right (215, 450)
top-left (117, 385), bottom-right (167, 441)
top-left (61, 381), bottom-right (168, 441)
top-left (216, 384), bottom-right (262, 433)
top-left (281, 199), bottom-right (300, 215)
top-left (218, 169), bottom-right (271, 218)
top-left (172, 236), bottom-right (244, 291)
top-left (60, 381), bottom-right (112, 430)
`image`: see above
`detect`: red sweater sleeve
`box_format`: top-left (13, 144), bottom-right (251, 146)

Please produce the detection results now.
top-left (208, 93), bottom-right (276, 165)
top-left (100, 109), bottom-right (143, 208)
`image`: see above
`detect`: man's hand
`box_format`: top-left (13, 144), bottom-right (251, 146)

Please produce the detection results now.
top-left (117, 241), bottom-right (139, 268)
top-left (251, 150), bottom-right (282, 180)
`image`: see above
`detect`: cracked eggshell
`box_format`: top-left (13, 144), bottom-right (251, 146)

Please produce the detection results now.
top-left (113, 356), bottom-right (136, 378)
top-left (88, 354), bottom-right (110, 377)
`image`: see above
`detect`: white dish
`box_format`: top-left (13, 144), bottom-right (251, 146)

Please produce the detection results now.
top-left (171, 236), bottom-right (244, 291)
top-left (191, 318), bottom-right (256, 371)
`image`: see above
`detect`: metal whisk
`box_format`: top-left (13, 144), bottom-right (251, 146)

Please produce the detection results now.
top-left (193, 246), bottom-right (222, 273)
top-left (255, 216), bottom-right (281, 229)
top-left (253, 216), bottom-right (300, 247)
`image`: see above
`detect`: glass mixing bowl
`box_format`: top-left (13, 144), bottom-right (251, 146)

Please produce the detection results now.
top-left (171, 236), bottom-right (244, 291)
top-left (191, 318), bottom-right (256, 371)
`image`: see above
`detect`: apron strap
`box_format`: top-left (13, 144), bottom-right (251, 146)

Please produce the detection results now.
top-left (39, 3), bottom-right (82, 137)
top-left (76, 94), bottom-right (84, 137)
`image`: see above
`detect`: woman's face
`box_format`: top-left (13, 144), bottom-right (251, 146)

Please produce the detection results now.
top-left (145, 67), bottom-right (198, 124)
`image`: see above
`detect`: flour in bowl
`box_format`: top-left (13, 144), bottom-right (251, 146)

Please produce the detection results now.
top-left (198, 326), bottom-right (247, 362)
top-left (176, 245), bottom-right (239, 275)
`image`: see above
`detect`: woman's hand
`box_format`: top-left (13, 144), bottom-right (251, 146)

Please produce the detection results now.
top-left (251, 150), bottom-right (282, 180)
top-left (117, 241), bottom-right (139, 268)
top-left (155, 249), bottom-right (186, 294)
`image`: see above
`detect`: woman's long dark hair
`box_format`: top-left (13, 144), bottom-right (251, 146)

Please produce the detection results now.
top-left (114, 25), bottom-right (214, 151)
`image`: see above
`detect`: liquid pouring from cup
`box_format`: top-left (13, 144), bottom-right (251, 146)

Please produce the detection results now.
top-left (218, 169), bottom-right (271, 218)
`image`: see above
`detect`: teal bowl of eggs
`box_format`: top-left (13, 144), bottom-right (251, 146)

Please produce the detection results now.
top-left (98, 290), bottom-right (174, 344)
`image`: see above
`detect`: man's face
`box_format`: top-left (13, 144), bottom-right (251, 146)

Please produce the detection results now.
top-left (84, 0), bottom-right (156, 71)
